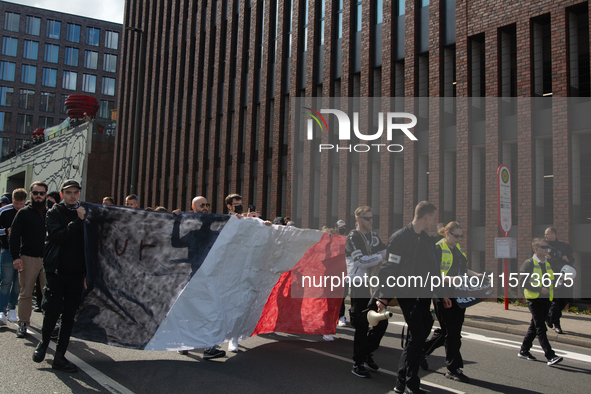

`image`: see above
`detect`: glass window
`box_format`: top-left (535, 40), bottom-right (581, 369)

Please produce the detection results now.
top-left (398, 0), bottom-right (405, 16)
top-left (99, 100), bottom-right (114, 119)
top-left (1, 37), bottom-right (17, 57)
top-left (0, 137), bottom-right (10, 157)
top-left (66, 23), bottom-right (80, 43)
top-left (103, 54), bottom-right (117, 73)
top-left (17, 114), bottom-right (33, 134)
top-left (376, 0), bottom-right (383, 24)
top-left (46, 20), bottom-right (61, 39)
top-left (84, 50), bottom-right (98, 69)
top-left (44, 44), bottom-right (59, 63)
top-left (0, 61), bottom-right (16, 81)
top-left (86, 27), bottom-right (100, 46)
top-left (42, 68), bottom-right (57, 87)
top-left (40, 92), bottom-right (55, 112)
top-left (0, 112), bottom-right (11, 132)
top-left (101, 77), bottom-right (116, 96)
top-left (82, 74), bottom-right (96, 93)
top-left (21, 65), bottom-right (37, 84)
top-left (23, 40), bottom-right (38, 60)
top-left (18, 89), bottom-right (35, 110)
top-left (64, 47), bottom-right (79, 66)
top-left (0, 86), bottom-right (13, 106)
top-left (38, 116), bottom-right (53, 128)
top-left (356, 1), bottom-right (362, 32)
top-left (25, 16), bottom-right (40, 36)
top-left (62, 71), bottom-right (77, 90)
top-left (60, 94), bottom-right (68, 114)
top-left (4, 12), bottom-right (20, 32)
top-left (421, 0), bottom-right (429, 6)
top-left (105, 30), bottom-right (119, 50)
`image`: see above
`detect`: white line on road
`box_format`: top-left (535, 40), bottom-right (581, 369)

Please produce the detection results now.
top-left (29, 328), bottom-right (135, 394)
top-left (306, 348), bottom-right (466, 394)
top-left (389, 321), bottom-right (591, 364)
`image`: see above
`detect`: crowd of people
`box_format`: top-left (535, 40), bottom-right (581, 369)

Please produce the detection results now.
top-left (0, 182), bottom-right (575, 391)
top-left (0, 135), bottom-right (46, 164)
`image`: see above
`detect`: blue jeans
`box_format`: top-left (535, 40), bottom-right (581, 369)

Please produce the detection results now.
top-left (0, 248), bottom-right (20, 312)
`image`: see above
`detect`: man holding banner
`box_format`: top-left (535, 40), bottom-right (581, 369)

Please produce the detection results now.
top-left (33, 180), bottom-right (86, 373)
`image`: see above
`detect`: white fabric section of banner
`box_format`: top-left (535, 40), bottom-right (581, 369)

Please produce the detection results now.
top-left (145, 216), bottom-right (324, 351)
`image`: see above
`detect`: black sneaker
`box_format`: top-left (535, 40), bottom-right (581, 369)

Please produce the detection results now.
top-left (351, 363), bottom-right (370, 378)
top-left (203, 346), bottom-right (225, 360)
top-left (518, 350), bottom-right (537, 361)
top-left (419, 356), bottom-right (428, 370)
top-left (178, 350), bottom-right (189, 355)
top-left (364, 354), bottom-right (379, 371)
top-left (554, 324), bottom-right (563, 334)
top-left (547, 356), bottom-right (563, 366)
top-left (16, 323), bottom-right (27, 338)
top-left (445, 369), bottom-right (470, 383)
top-left (546, 319), bottom-right (554, 329)
top-left (52, 354), bottom-right (78, 373)
top-left (394, 380), bottom-right (406, 393)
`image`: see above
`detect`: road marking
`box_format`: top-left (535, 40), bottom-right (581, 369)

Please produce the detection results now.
top-left (29, 328), bottom-right (135, 394)
top-left (306, 348), bottom-right (466, 394)
top-left (389, 321), bottom-right (591, 364)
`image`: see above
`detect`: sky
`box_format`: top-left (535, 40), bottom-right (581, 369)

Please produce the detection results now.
top-left (10, 0), bottom-right (125, 24)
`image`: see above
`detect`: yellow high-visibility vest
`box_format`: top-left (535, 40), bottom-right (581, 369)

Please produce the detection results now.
top-left (523, 258), bottom-right (554, 301)
top-left (436, 239), bottom-right (468, 276)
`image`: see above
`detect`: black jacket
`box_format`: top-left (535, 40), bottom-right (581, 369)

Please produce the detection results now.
top-left (376, 223), bottom-right (440, 300)
top-left (547, 240), bottom-right (575, 272)
top-left (9, 204), bottom-right (46, 259)
top-left (0, 204), bottom-right (17, 250)
top-left (44, 202), bottom-right (85, 275)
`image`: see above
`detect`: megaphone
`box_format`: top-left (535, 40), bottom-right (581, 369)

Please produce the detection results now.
top-left (367, 310), bottom-right (393, 326)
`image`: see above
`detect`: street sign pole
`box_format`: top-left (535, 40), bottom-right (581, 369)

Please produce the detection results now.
top-left (497, 165), bottom-right (512, 310)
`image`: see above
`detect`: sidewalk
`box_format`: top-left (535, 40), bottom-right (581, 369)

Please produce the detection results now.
top-left (389, 300), bottom-right (591, 349)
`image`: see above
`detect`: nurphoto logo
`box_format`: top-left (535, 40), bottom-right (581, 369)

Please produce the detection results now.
top-left (304, 108), bottom-right (418, 153)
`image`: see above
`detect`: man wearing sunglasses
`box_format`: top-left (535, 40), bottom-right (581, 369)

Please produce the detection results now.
top-left (517, 238), bottom-right (563, 366)
top-left (9, 181), bottom-right (48, 339)
top-left (191, 196), bottom-right (210, 213)
top-left (346, 206), bottom-right (387, 378)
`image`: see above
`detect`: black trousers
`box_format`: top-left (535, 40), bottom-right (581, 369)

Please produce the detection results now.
top-left (521, 299), bottom-right (556, 360)
top-left (423, 298), bottom-right (465, 372)
top-left (397, 298), bottom-right (433, 390)
top-left (349, 297), bottom-right (388, 364)
top-left (41, 272), bottom-right (85, 355)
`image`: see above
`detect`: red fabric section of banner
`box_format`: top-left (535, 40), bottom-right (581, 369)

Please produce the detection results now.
top-left (252, 233), bottom-right (346, 336)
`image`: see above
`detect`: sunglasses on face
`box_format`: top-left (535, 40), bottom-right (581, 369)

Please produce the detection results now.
top-left (31, 191), bottom-right (46, 196)
top-left (359, 216), bottom-right (373, 222)
top-left (198, 203), bottom-right (211, 208)
top-left (450, 233), bottom-right (463, 239)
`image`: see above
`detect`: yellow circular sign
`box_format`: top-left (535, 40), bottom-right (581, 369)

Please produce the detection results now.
top-left (501, 169), bottom-right (509, 184)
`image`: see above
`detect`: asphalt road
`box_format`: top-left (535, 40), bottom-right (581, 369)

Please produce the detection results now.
top-left (1, 311), bottom-right (590, 393)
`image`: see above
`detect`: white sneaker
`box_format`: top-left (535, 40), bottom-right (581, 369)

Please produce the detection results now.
top-left (7, 310), bottom-right (17, 323)
top-left (323, 334), bottom-right (334, 341)
top-left (0, 312), bottom-right (6, 325)
top-left (228, 338), bottom-right (239, 353)
top-left (337, 316), bottom-right (347, 327)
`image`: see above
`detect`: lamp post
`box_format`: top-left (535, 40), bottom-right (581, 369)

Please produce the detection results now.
top-left (125, 26), bottom-right (144, 197)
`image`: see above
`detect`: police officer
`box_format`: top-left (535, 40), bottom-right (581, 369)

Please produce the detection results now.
top-left (544, 227), bottom-right (574, 334)
top-left (375, 201), bottom-right (451, 394)
top-left (421, 222), bottom-right (483, 383)
top-left (32, 180), bottom-right (86, 373)
top-left (517, 237), bottom-right (563, 366)
top-left (345, 206), bottom-right (387, 378)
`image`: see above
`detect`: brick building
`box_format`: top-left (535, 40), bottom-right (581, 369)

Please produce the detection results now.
top-left (0, 1), bottom-right (121, 154)
top-left (114, 0), bottom-right (591, 301)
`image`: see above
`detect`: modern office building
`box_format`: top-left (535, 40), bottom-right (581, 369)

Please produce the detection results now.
top-left (114, 0), bottom-right (591, 300)
top-left (0, 1), bottom-right (121, 155)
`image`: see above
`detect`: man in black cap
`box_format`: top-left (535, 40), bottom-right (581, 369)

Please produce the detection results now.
top-left (33, 179), bottom-right (86, 373)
